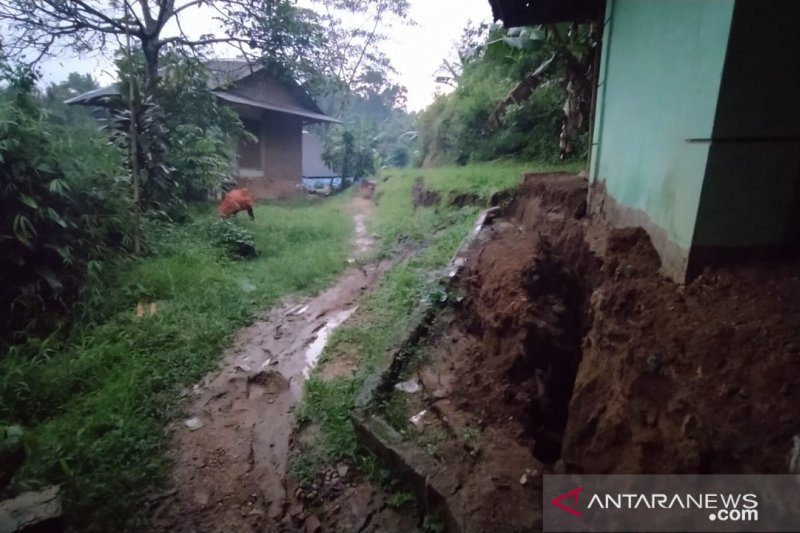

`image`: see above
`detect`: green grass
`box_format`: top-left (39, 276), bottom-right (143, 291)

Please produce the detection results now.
top-left (371, 161), bottom-right (581, 255)
top-left (0, 196), bottom-right (353, 531)
top-left (293, 161), bottom-right (579, 479)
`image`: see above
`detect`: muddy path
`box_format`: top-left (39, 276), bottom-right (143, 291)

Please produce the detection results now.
top-left (150, 196), bottom-right (390, 532)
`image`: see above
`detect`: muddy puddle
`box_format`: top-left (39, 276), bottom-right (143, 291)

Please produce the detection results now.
top-left (149, 196), bottom-right (391, 532)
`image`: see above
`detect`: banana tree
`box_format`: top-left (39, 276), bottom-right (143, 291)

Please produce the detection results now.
top-left (486, 22), bottom-right (600, 159)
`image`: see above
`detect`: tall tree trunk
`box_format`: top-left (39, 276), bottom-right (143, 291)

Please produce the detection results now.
top-left (143, 40), bottom-right (160, 92)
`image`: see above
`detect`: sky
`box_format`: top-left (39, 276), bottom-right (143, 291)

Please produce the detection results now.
top-left (38, 0), bottom-right (493, 112)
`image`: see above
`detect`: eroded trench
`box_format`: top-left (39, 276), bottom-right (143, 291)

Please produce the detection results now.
top-left (511, 236), bottom-right (598, 463)
top-left (360, 172), bottom-right (800, 533)
top-left (451, 173), bottom-right (600, 465)
top-left (360, 174), bottom-right (601, 532)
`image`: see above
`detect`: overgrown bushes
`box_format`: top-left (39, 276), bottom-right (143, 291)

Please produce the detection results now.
top-left (416, 23), bottom-right (591, 166)
top-left (0, 65), bottom-right (130, 343)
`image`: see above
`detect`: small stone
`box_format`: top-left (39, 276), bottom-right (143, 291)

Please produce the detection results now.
top-left (394, 379), bottom-right (420, 393)
top-left (304, 514), bottom-right (322, 533)
top-left (410, 410), bottom-right (427, 428)
top-left (337, 464), bottom-right (349, 478)
top-left (519, 473), bottom-right (528, 486)
top-left (645, 354), bottom-right (661, 373)
top-left (183, 417), bottom-right (204, 431)
top-left (289, 503), bottom-right (304, 517)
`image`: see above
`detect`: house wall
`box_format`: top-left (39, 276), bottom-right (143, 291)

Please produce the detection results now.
top-left (237, 110), bottom-right (303, 199)
top-left (690, 0), bottom-right (800, 259)
top-left (589, 0), bottom-right (735, 279)
top-left (302, 132), bottom-right (337, 178)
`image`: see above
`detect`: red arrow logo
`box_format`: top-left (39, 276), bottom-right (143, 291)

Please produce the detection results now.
top-left (551, 487), bottom-right (583, 517)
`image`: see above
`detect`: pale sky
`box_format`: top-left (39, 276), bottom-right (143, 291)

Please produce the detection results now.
top-left (38, 0), bottom-right (492, 112)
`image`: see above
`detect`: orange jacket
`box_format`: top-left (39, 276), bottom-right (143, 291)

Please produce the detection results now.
top-left (219, 188), bottom-right (255, 218)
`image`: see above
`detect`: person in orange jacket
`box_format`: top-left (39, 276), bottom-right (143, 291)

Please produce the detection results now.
top-left (218, 188), bottom-right (255, 220)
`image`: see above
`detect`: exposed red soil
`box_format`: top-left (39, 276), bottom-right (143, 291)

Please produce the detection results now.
top-left (395, 172), bottom-right (800, 532)
top-left (565, 228), bottom-right (800, 475)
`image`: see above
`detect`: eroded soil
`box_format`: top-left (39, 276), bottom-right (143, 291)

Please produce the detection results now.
top-left (149, 196), bottom-right (396, 532)
top-left (383, 173), bottom-right (800, 532)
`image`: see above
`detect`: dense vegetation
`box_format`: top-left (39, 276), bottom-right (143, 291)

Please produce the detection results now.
top-left (416, 22), bottom-right (594, 166)
top-left (0, 65), bottom-right (131, 344)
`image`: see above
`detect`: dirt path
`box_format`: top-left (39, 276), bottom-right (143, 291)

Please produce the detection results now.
top-left (150, 196), bottom-right (389, 532)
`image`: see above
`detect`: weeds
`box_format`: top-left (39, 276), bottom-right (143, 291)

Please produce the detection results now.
top-left (205, 218), bottom-right (257, 259)
top-left (0, 197), bottom-right (352, 531)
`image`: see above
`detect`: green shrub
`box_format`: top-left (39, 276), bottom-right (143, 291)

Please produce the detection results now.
top-left (206, 219), bottom-right (257, 259)
top-left (0, 64), bottom-right (129, 344)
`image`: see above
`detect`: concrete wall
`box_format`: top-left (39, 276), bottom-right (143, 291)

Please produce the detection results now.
top-left (589, 0), bottom-right (735, 278)
top-left (691, 0), bottom-right (800, 253)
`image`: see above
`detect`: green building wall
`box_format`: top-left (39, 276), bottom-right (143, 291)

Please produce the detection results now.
top-left (590, 0), bottom-right (800, 280)
top-left (691, 0), bottom-right (800, 254)
top-left (589, 0), bottom-right (735, 278)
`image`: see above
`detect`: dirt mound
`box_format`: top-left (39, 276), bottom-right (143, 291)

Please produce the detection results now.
top-left (384, 172), bottom-right (800, 531)
top-left (564, 229), bottom-right (800, 474)
top-left (359, 179), bottom-right (376, 200)
top-left (456, 174), bottom-right (598, 464)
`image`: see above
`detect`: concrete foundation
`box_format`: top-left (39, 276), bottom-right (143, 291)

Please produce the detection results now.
top-left (589, 181), bottom-right (690, 280)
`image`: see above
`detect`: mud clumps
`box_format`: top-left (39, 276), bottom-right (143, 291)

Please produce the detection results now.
top-left (391, 171), bottom-right (800, 531)
top-left (563, 228), bottom-right (800, 474)
top-left (451, 173), bottom-right (800, 475)
top-left (456, 173), bottom-right (598, 465)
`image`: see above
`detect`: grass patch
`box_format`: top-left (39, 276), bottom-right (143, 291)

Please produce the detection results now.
top-left (372, 161), bottom-right (581, 255)
top-left (0, 196), bottom-right (353, 531)
top-left (292, 161), bottom-right (578, 480)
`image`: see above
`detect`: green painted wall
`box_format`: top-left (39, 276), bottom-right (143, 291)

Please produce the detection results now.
top-left (590, 0), bottom-right (735, 250)
top-left (692, 0), bottom-right (800, 247)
